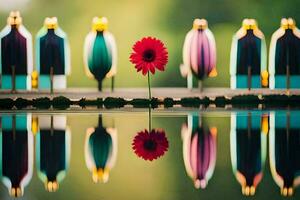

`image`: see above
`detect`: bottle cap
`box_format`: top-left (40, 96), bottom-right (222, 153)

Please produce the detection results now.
top-left (92, 17), bottom-right (108, 31)
top-left (10, 187), bottom-right (23, 197)
top-left (44, 17), bottom-right (58, 29)
top-left (92, 167), bottom-right (109, 183)
top-left (288, 18), bottom-right (296, 29)
top-left (281, 187), bottom-right (294, 196)
top-left (7, 11), bottom-right (22, 27)
top-left (242, 185), bottom-right (256, 196)
top-left (193, 18), bottom-right (208, 30)
top-left (281, 18), bottom-right (289, 29)
top-left (45, 180), bottom-right (59, 192)
top-left (242, 18), bottom-right (257, 30)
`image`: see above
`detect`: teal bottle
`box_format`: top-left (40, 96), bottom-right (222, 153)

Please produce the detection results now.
top-left (85, 115), bottom-right (117, 183)
top-left (83, 17), bottom-right (117, 91)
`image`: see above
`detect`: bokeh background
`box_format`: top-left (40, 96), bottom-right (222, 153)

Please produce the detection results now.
top-left (0, 0), bottom-right (300, 89)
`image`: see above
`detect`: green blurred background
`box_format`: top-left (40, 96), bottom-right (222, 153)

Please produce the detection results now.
top-left (0, 0), bottom-right (300, 89)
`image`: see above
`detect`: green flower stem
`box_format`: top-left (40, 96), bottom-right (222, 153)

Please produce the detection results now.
top-left (147, 72), bottom-right (152, 100)
top-left (147, 72), bottom-right (152, 132)
top-left (148, 105), bottom-right (152, 131)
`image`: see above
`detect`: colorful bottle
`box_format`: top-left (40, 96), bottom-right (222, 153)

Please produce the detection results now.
top-left (85, 115), bottom-right (117, 183)
top-left (35, 115), bottom-right (71, 192)
top-left (269, 18), bottom-right (300, 90)
top-left (230, 111), bottom-right (268, 195)
top-left (0, 11), bottom-right (33, 92)
top-left (269, 111), bottom-right (300, 196)
top-left (230, 19), bottom-right (267, 90)
top-left (83, 17), bottom-right (117, 91)
top-left (181, 19), bottom-right (217, 90)
top-left (182, 114), bottom-right (217, 189)
top-left (0, 114), bottom-right (33, 197)
top-left (36, 17), bottom-right (71, 93)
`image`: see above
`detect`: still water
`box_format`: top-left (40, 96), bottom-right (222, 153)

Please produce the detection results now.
top-left (0, 109), bottom-right (299, 200)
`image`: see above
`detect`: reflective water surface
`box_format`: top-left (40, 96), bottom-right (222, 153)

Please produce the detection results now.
top-left (0, 110), bottom-right (299, 200)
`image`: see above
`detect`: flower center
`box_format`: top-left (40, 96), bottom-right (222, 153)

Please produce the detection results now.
top-left (143, 139), bottom-right (157, 151)
top-left (142, 49), bottom-right (156, 62)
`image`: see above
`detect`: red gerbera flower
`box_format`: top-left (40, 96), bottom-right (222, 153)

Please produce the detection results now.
top-left (132, 129), bottom-right (169, 161)
top-left (130, 37), bottom-right (168, 75)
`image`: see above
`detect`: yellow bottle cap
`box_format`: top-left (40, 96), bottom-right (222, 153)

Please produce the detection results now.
top-left (242, 185), bottom-right (256, 196)
top-left (7, 11), bottom-right (22, 27)
top-left (242, 19), bottom-right (250, 30)
top-left (281, 18), bottom-right (289, 29)
top-left (281, 187), bottom-right (294, 196)
top-left (10, 187), bottom-right (23, 197)
top-left (44, 17), bottom-right (58, 29)
top-left (193, 18), bottom-right (208, 30)
top-left (92, 167), bottom-right (109, 183)
top-left (242, 19), bottom-right (257, 30)
top-left (45, 180), bottom-right (59, 192)
top-left (288, 18), bottom-right (296, 29)
top-left (92, 17), bottom-right (108, 32)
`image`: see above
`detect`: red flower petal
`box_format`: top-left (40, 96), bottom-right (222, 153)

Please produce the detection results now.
top-left (130, 37), bottom-right (168, 76)
top-left (132, 129), bottom-right (169, 161)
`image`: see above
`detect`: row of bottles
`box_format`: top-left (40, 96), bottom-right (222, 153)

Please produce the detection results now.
top-left (0, 12), bottom-right (115, 92)
top-left (229, 18), bottom-right (300, 90)
top-left (0, 112), bottom-right (299, 197)
top-left (1, 12), bottom-right (300, 92)
top-left (182, 17), bottom-right (300, 91)
top-left (0, 114), bottom-right (117, 197)
top-left (181, 111), bottom-right (299, 196)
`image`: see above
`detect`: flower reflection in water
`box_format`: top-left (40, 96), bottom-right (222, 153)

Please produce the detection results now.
top-left (182, 115), bottom-right (217, 189)
top-left (85, 115), bottom-right (117, 183)
top-left (132, 129), bottom-right (169, 161)
top-left (230, 112), bottom-right (268, 196)
top-left (269, 111), bottom-right (300, 197)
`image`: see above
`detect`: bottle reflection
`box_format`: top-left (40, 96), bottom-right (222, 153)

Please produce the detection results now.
top-left (269, 111), bottom-right (300, 196)
top-left (0, 114), bottom-right (33, 197)
top-left (230, 112), bottom-right (268, 196)
top-left (182, 114), bottom-right (217, 189)
top-left (85, 115), bottom-right (117, 183)
top-left (35, 115), bottom-right (71, 192)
